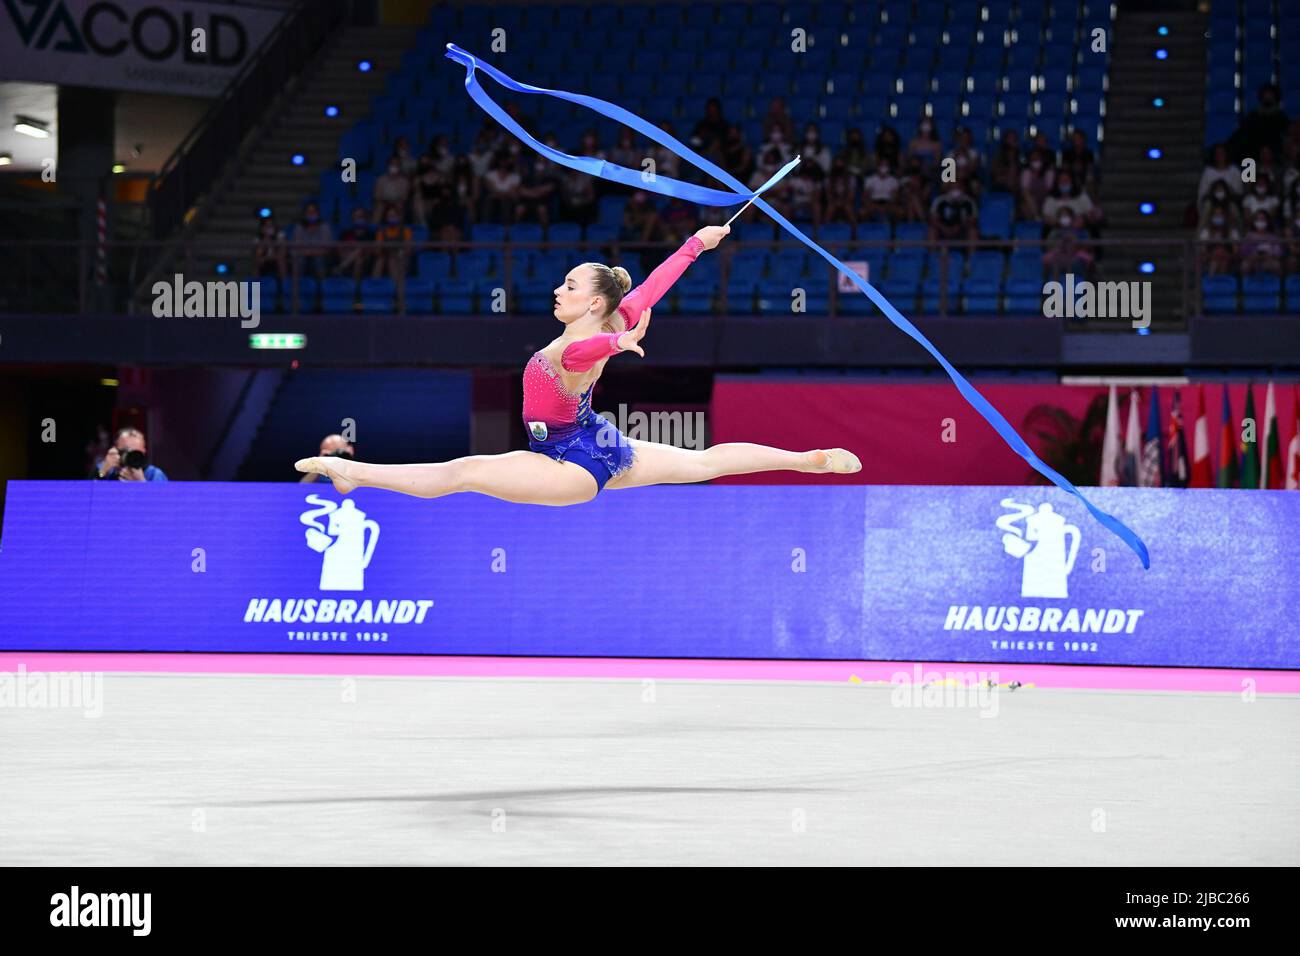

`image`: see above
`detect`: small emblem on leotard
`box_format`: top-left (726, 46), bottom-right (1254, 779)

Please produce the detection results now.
top-left (528, 421), bottom-right (548, 441)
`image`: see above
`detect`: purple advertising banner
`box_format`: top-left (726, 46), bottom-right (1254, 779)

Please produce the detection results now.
top-left (0, 481), bottom-right (1295, 667)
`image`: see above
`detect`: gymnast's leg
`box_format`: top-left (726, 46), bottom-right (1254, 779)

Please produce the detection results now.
top-left (604, 440), bottom-right (861, 490)
top-left (294, 451), bottom-right (598, 505)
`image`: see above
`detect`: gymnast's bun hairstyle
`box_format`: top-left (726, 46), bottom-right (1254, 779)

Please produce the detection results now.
top-left (583, 262), bottom-right (632, 319)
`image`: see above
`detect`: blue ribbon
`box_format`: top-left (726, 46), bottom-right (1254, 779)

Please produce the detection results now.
top-left (444, 43), bottom-right (1151, 569)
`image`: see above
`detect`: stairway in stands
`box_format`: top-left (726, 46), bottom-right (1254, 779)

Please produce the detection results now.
top-left (185, 24), bottom-right (416, 277)
top-left (1097, 5), bottom-right (1207, 327)
top-left (238, 368), bottom-right (472, 481)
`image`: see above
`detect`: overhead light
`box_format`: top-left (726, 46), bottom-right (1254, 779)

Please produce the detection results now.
top-left (111, 163), bottom-right (126, 173)
top-left (14, 115), bottom-right (50, 138)
top-left (0, 153), bottom-right (11, 166)
top-left (250, 333), bottom-right (306, 350)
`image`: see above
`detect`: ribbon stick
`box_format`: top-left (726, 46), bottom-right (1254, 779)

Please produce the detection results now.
top-left (444, 43), bottom-right (1151, 568)
top-left (726, 155), bottom-right (800, 226)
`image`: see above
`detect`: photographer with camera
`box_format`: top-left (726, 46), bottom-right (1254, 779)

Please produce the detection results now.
top-left (93, 427), bottom-right (169, 482)
top-left (299, 433), bottom-right (355, 484)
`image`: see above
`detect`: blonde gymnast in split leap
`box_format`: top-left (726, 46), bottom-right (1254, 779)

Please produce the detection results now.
top-left (295, 224), bottom-right (861, 502)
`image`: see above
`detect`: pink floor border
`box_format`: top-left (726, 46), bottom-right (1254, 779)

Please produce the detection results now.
top-left (1, 652), bottom-right (1298, 693)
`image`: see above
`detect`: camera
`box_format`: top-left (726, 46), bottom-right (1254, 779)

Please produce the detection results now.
top-left (120, 449), bottom-right (148, 470)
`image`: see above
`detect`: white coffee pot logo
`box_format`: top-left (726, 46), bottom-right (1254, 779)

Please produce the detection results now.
top-left (300, 495), bottom-right (379, 591)
top-left (997, 499), bottom-right (1080, 599)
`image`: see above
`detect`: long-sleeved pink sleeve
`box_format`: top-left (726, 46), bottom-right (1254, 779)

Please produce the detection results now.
top-left (560, 332), bottom-right (622, 372)
top-left (616, 234), bottom-right (706, 330)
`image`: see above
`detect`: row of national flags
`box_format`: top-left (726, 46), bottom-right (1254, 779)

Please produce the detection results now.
top-left (1100, 382), bottom-right (1300, 488)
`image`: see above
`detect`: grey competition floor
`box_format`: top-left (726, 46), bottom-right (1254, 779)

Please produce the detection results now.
top-left (1, 673), bottom-right (1297, 865)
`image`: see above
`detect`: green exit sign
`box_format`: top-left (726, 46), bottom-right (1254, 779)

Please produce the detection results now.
top-left (249, 333), bottom-right (306, 350)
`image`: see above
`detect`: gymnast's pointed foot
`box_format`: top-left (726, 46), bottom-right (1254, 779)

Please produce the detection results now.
top-left (807, 448), bottom-right (862, 475)
top-left (295, 456), bottom-right (358, 494)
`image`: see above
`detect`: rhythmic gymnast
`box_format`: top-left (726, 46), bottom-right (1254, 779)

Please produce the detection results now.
top-left (294, 223), bottom-right (861, 503)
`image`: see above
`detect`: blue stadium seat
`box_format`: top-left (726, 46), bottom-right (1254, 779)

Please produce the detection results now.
top-left (1241, 274), bottom-right (1281, 312)
top-left (961, 276), bottom-right (1001, 313)
top-left (438, 278), bottom-right (476, 314)
top-left (1004, 278), bottom-right (1043, 314)
top-left (1201, 274), bottom-right (1239, 313)
top-left (404, 278), bottom-right (435, 314)
top-left (1285, 275), bottom-right (1300, 312)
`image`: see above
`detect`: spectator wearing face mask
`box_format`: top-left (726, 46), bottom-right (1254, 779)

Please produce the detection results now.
top-left (928, 178), bottom-right (979, 250)
top-left (907, 117), bottom-right (943, 175)
top-left (335, 206), bottom-right (374, 281)
top-left (1241, 174), bottom-right (1280, 224)
top-left (861, 159), bottom-right (901, 222)
top-left (837, 127), bottom-right (872, 179)
top-left (1200, 179), bottom-right (1244, 233)
top-left (1198, 143), bottom-right (1242, 204)
top-left (761, 97), bottom-right (796, 147)
top-left (392, 136), bottom-right (418, 176)
top-left (292, 201), bottom-right (333, 283)
top-left (799, 123), bottom-right (832, 175)
top-left (425, 134), bottom-right (455, 177)
top-left (874, 126), bottom-right (902, 172)
top-left (93, 427), bottom-right (168, 482)
top-left (1060, 129), bottom-right (1096, 192)
top-left (760, 125), bottom-right (792, 166)
top-left (373, 203), bottom-right (412, 282)
top-left (823, 156), bottom-right (858, 227)
top-left (787, 162), bottom-right (823, 225)
top-left (898, 156), bottom-right (930, 222)
top-left (1199, 200), bottom-right (1241, 274)
top-left (1018, 149), bottom-right (1057, 221)
top-left (515, 153), bottom-right (559, 227)
top-left (748, 147), bottom-right (791, 219)
top-left (372, 154), bottom-right (411, 225)
top-left (253, 216), bottom-right (286, 281)
top-left (950, 126), bottom-right (982, 195)
top-left (1239, 212), bottom-right (1283, 275)
top-left (1042, 207), bottom-right (1094, 281)
top-left (1042, 171), bottom-right (1102, 236)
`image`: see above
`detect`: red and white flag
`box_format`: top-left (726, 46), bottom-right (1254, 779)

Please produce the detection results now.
top-left (1190, 383), bottom-right (1214, 488)
top-left (1287, 385), bottom-right (1300, 490)
top-left (1100, 384), bottom-right (1121, 486)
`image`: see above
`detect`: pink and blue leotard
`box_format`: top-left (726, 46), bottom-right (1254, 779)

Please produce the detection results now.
top-left (521, 234), bottom-right (705, 490)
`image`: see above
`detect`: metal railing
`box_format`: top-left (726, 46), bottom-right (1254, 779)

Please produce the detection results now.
top-left (0, 236), bottom-right (1280, 325)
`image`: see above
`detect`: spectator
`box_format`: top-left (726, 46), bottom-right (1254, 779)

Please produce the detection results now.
top-left (1235, 83), bottom-right (1288, 159)
top-left (799, 122), bottom-right (832, 175)
top-left (253, 216), bottom-right (286, 281)
top-left (1041, 171), bottom-right (1102, 236)
top-left (950, 126), bottom-right (982, 193)
top-left (481, 150), bottom-right (521, 223)
top-left (421, 174), bottom-right (463, 243)
top-left (1201, 180), bottom-right (1244, 233)
top-left (373, 203), bottom-right (411, 281)
top-left (1198, 143), bottom-right (1242, 204)
top-left (392, 136), bottom-right (418, 176)
top-left (299, 433), bottom-right (354, 484)
top-left (823, 155), bottom-right (858, 226)
top-left (372, 154), bottom-right (411, 224)
top-left (860, 159), bottom-right (901, 222)
top-left (1239, 211), bottom-right (1283, 275)
top-left (761, 97), bottom-right (796, 146)
top-left (1241, 174), bottom-right (1280, 225)
top-left (874, 125), bottom-right (902, 171)
top-left (907, 116), bottom-right (943, 174)
top-left (411, 155), bottom-right (444, 225)
top-left (749, 146), bottom-right (790, 218)
top-left (94, 427), bottom-right (167, 482)
top-left (291, 201), bottom-right (333, 281)
top-left (787, 161), bottom-right (823, 225)
top-left (898, 155), bottom-right (929, 221)
top-left (722, 124), bottom-right (755, 185)
top-left (425, 134), bottom-right (455, 177)
top-left (660, 195), bottom-right (700, 237)
top-left (1285, 178), bottom-right (1300, 222)
top-left (558, 166), bottom-right (597, 226)
top-left (515, 153), bottom-right (559, 226)
top-left (928, 178), bottom-right (979, 249)
top-left (1018, 149), bottom-right (1056, 221)
top-left (608, 128), bottom-right (640, 170)
top-left (1283, 206), bottom-right (1300, 272)
top-left (990, 129), bottom-right (1023, 195)
top-left (691, 98), bottom-right (730, 154)
top-left (468, 123), bottom-right (504, 177)
top-left (335, 206), bottom-right (374, 281)
top-left (1199, 200), bottom-right (1241, 274)
top-left (1042, 208), bottom-right (1094, 280)
top-left (837, 126), bottom-right (872, 179)
top-left (449, 156), bottom-right (479, 236)
top-left (620, 190), bottom-right (664, 243)
top-left (649, 122), bottom-right (682, 181)
top-left (1060, 129), bottom-right (1096, 192)
top-left (1255, 144), bottom-right (1283, 195)
top-left (759, 124), bottom-right (792, 165)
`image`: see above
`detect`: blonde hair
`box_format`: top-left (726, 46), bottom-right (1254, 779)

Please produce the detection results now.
top-left (583, 262), bottom-right (632, 318)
